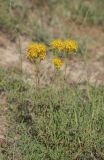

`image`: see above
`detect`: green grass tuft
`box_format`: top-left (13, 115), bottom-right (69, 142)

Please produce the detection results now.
top-left (0, 68), bottom-right (104, 160)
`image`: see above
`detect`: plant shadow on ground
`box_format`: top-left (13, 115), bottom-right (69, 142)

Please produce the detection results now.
top-left (0, 68), bottom-right (104, 160)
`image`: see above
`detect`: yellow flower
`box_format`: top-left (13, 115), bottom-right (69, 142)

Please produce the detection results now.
top-left (50, 39), bottom-right (64, 51)
top-left (39, 52), bottom-right (46, 60)
top-left (64, 40), bottom-right (78, 52)
top-left (37, 44), bottom-right (46, 60)
top-left (27, 43), bottom-right (38, 60)
top-left (27, 43), bottom-right (46, 61)
top-left (52, 58), bottom-right (63, 69)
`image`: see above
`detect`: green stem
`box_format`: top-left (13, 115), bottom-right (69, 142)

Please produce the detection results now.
top-left (64, 59), bottom-right (68, 82)
top-left (35, 61), bottom-right (40, 88)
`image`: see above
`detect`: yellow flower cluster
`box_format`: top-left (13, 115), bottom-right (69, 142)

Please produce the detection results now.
top-left (64, 40), bottom-right (78, 52)
top-left (50, 39), bottom-right (78, 52)
top-left (27, 39), bottom-right (78, 70)
top-left (50, 39), bottom-right (64, 51)
top-left (27, 43), bottom-right (46, 61)
top-left (52, 58), bottom-right (63, 69)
